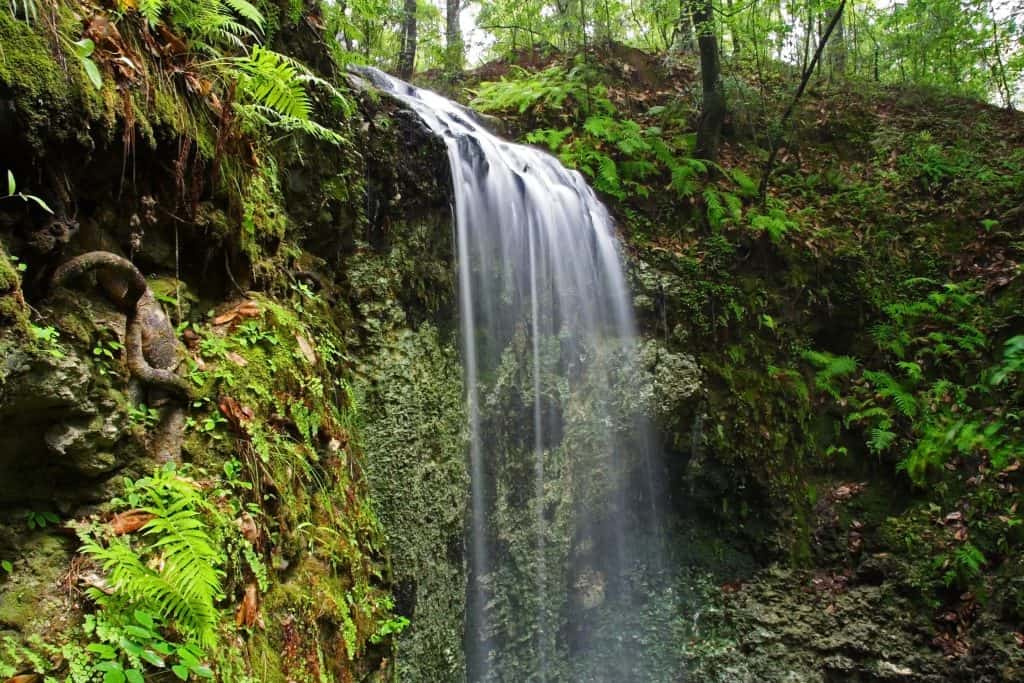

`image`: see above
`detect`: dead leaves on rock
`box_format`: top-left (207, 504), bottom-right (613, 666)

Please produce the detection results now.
top-left (212, 300), bottom-right (261, 327)
top-left (218, 395), bottom-right (254, 433)
top-left (84, 15), bottom-right (142, 82)
top-left (4, 674), bottom-right (43, 683)
top-left (235, 581), bottom-right (262, 629)
top-left (109, 509), bottom-right (155, 535)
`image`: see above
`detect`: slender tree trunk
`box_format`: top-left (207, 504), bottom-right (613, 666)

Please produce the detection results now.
top-left (725, 0), bottom-right (741, 55)
top-left (826, 2), bottom-right (847, 77)
top-left (445, 0), bottom-right (464, 75)
top-left (759, 0), bottom-right (847, 203)
top-left (397, 0), bottom-right (417, 79)
top-left (692, 0), bottom-right (725, 161)
top-left (672, 0), bottom-right (696, 53)
top-left (802, 1), bottom-right (812, 73)
top-left (987, 0), bottom-right (1014, 109)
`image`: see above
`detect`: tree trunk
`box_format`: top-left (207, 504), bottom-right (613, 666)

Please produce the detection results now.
top-left (445, 0), bottom-right (464, 75)
top-left (397, 0), bottom-right (417, 79)
top-left (825, 3), bottom-right (847, 76)
top-left (759, 0), bottom-right (847, 202)
top-left (725, 0), bottom-right (741, 55)
top-left (671, 0), bottom-right (696, 53)
top-left (692, 0), bottom-right (725, 161)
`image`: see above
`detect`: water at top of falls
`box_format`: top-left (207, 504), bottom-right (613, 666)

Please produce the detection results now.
top-left (355, 66), bottom-right (665, 682)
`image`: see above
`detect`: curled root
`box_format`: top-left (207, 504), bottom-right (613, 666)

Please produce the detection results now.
top-left (52, 251), bottom-right (190, 462)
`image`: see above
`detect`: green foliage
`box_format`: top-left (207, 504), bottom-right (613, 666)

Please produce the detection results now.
top-left (71, 38), bottom-right (102, 90)
top-left (805, 273), bottom-right (1023, 604)
top-left (24, 509), bottom-right (60, 530)
top-left (472, 64), bottom-right (613, 117)
top-left (802, 350), bottom-right (858, 400)
top-left (230, 46), bottom-right (347, 145)
top-left (137, 0), bottom-right (263, 50)
top-left (3, 169), bottom-right (53, 213)
top-left (80, 465), bottom-right (224, 648)
top-left (81, 608), bottom-right (213, 683)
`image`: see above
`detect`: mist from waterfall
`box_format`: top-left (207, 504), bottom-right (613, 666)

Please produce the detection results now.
top-left (356, 67), bottom-right (668, 682)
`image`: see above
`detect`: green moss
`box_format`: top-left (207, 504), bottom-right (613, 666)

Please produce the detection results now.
top-left (0, 245), bottom-right (28, 332)
top-left (0, 9), bottom-right (98, 150)
top-left (177, 284), bottom-right (398, 680)
top-left (0, 533), bottom-right (72, 636)
top-left (358, 324), bottom-right (468, 680)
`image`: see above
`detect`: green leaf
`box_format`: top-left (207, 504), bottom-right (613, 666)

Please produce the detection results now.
top-left (24, 194), bottom-right (54, 214)
top-left (82, 57), bottom-right (103, 91)
top-left (192, 665), bottom-right (215, 678)
top-left (72, 38), bottom-right (95, 58)
top-left (87, 642), bottom-right (118, 659)
top-left (172, 664), bottom-right (190, 681)
top-left (103, 669), bottom-right (126, 683)
top-left (125, 671), bottom-right (145, 683)
top-left (1, 560), bottom-right (12, 573)
top-left (140, 649), bottom-right (166, 668)
top-left (177, 647), bottom-right (200, 667)
top-left (125, 624), bottom-right (154, 640)
top-left (6, 170), bottom-right (14, 195)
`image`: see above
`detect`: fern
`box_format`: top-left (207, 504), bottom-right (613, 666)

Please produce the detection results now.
top-left (730, 168), bottom-right (758, 197)
top-left (229, 47), bottom-right (345, 144)
top-left (138, 0), bottom-right (167, 26)
top-left (864, 369), bottom-right (919, 418)
top-left (704, 188), bottom-right (726, 229)
top-left (868, 426), bottom-right (897, 453)
top-left (221, 0), bottom-right (264, 31)
top-left (803, 350), bottom-right (859, 400)
top-left (525, 127), bottom-right (572, 151)
top-left (596, 155), bottom-right (621, 197)
top-left (235, 46), bottom-right (310, 119)
top-left (235, 104), bottom-right (344, 144)
top-left (952, 542), bottom-right (986, 583)
top-left (81, 468), bottom-right (224, 648)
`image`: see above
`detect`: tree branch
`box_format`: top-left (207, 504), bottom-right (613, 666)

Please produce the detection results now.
top-left (758, 0), bottom-right (847, 204)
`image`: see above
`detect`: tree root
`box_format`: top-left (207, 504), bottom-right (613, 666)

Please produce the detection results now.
top-left (52, 251), bottom-right (190, 463)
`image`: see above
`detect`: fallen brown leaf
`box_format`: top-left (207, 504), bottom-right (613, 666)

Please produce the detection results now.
top-left (236, 581), bottom-right (260, 628)
top-left (218, 396), bottom-right (254, 433)
top-left (110, 509), bottom-right (155, 535)
top-left (212, 300), bottom-right (261, 327)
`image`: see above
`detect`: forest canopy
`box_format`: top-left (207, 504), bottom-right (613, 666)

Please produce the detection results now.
top-left (334, 0), bottom-right (1023, 108)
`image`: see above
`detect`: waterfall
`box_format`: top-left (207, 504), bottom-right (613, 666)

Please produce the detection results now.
top-left (355, 67), bottom-right (666, 682)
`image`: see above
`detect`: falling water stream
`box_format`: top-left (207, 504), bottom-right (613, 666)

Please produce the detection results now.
top-left (355, 67), bottom-right (667, 682)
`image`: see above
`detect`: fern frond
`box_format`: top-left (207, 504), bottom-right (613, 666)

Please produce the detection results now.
top-left (669, 163), bottom-right (696, 197)
top-left (83, 533), bottom-right (220, 647)
top-left (868, 426), bottom-right (897, 453)
top-left (138, 0), bottom-right (167, 25)
top-left (222, 0), bottom-right (264, 32)
top-left (81, 468), bottom-right (224, 648)
top-left (235, 46), bottom-right (311, 120)
top-left (234, 104), bottom-right (344, 144)
top-left (865, 369), bottom-right (918, 418)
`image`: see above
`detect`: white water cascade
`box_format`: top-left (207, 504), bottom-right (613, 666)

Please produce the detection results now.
top-left (355, 67), bottom-right (667, 682)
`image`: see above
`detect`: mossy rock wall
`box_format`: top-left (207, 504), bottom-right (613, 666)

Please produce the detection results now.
top-left (0, 8), bottom-right (463, 678)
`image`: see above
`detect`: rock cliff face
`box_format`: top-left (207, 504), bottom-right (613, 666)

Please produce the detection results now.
top-left (0, 5), bottom-right (466, 676)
